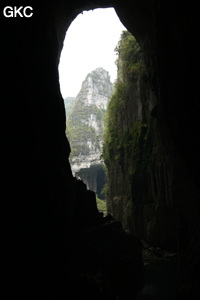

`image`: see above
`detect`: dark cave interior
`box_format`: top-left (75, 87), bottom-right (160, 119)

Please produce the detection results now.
top-left (1, 0), bottom-right (200, 299)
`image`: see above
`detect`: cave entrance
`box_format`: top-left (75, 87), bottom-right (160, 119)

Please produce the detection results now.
top-left (58, 7), bottom-right (127, 205)
top-left (58, 7), bottom-right (126, 98)
top-left (74, 165), bottom-right (106, 199)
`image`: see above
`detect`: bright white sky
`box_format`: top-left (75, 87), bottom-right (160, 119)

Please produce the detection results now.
top-left (58, 7), bottom-right (126, 98)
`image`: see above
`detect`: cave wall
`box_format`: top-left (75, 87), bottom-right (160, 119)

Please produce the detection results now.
top-left (1, 0), bottom-right (200, 296)
top-left (1, 1), bottom-right (76, 295)
top-left (103, 31), bottom-right (178, 250)
top-left (75, 164), bottom-right (106, 199)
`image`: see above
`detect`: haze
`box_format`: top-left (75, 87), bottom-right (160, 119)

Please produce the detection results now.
top-left (58, 7), bottom-right (126, 98)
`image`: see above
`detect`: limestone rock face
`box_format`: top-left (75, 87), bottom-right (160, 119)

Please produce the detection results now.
top-left (67, 67), bottom-right (113, 195)
top-left (80, 67), bottom-right (113, 110)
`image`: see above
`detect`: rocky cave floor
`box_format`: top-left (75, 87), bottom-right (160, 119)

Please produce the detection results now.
top-left (64, 214), bottom-right (181, 300)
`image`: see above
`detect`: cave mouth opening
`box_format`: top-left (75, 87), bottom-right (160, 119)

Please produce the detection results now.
top-left (58, 7), bottom-right (127, 99)
top-left (58, 7), bottom-right (128, 207)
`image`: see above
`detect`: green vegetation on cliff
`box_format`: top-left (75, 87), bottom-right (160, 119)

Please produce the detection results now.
top-left (66, 68), bottom-right (113, 159)
top-left (64, 97), bottom-right (76, 118)
top-left (103, 31), bottom-right (147, 169)
top-left (96, 196), bottom-right (107, 216)
top-left (115, 30), bottom-right (144, 82)
top-left (102, 31), bottom-right (150, 231)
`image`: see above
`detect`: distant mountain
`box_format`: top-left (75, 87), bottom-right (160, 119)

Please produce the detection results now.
top-left (64, 97), bottom-right (76, 118)
top-left (66, 67), bottom-right (114, 197)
